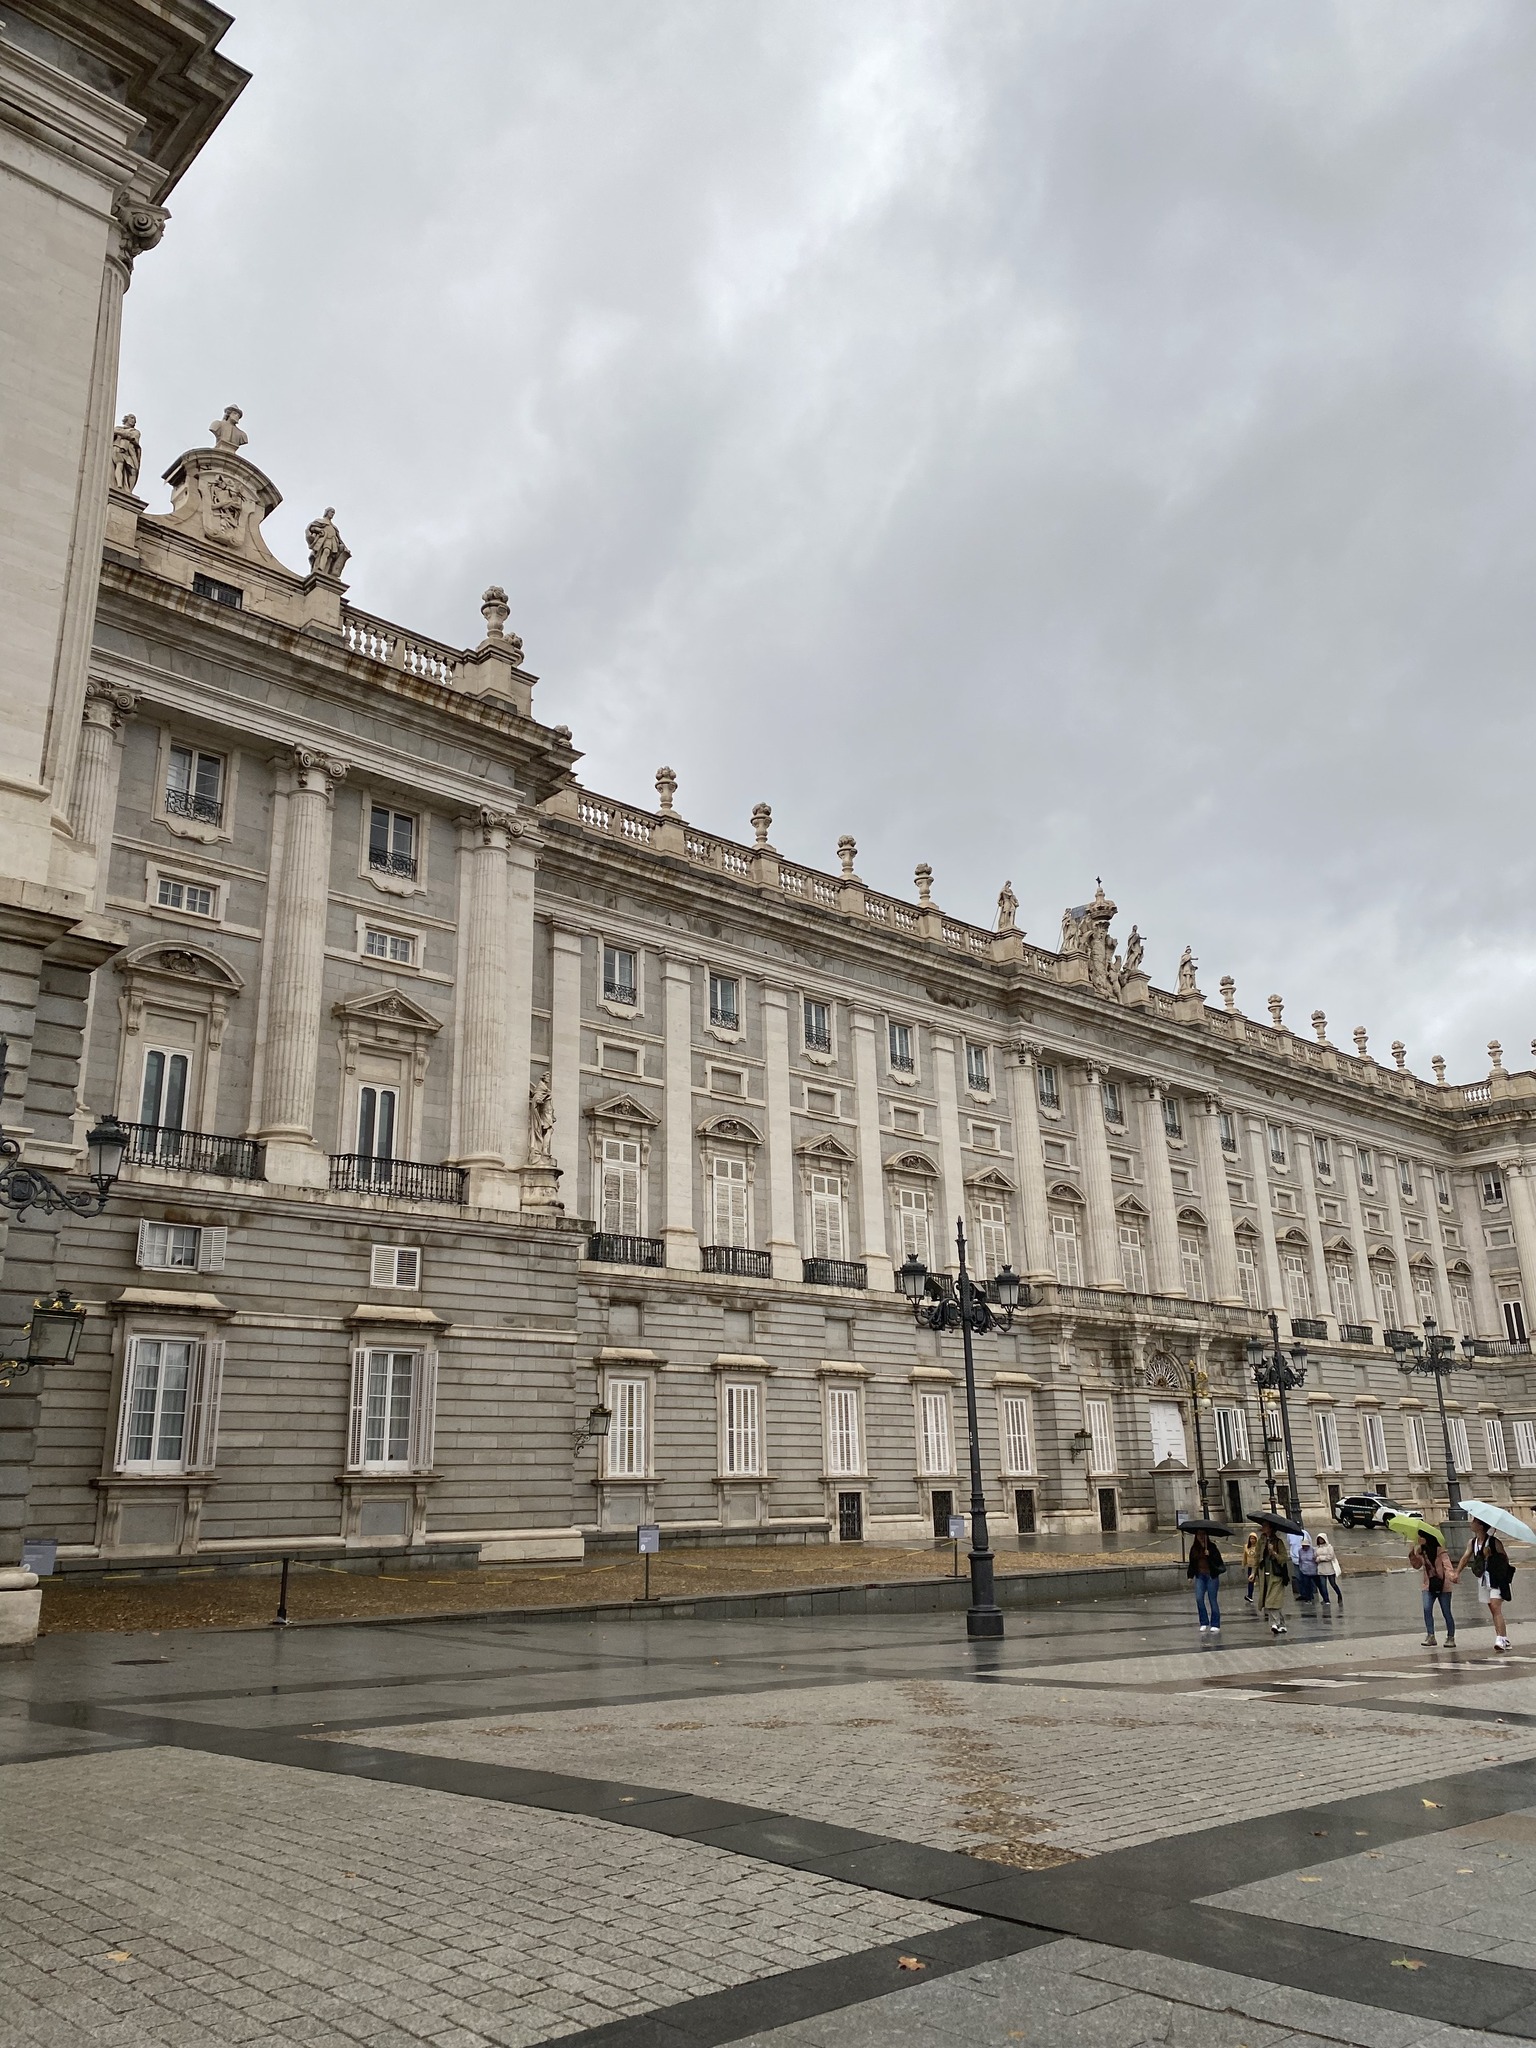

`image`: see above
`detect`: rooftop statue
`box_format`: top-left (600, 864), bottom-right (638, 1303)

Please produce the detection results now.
top-left (209, 405), bottom-right (248, 456)
top-left (1177, 945), bottom-right (1199, 997)
top-left (996, 880), bottom-right (1018, 933)
top-left (305, 507), bottom-right (351, 579)
top-left (111, 414), bottom-right (141, 493)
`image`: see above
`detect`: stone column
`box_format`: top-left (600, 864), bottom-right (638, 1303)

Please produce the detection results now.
top-left (1381, 1153), bottom-right (1416, 1329)
top-left (70, 681), bottom-right (138, 896)
top-left (1076, 1063), bottom-right (1123, 1289)
top-left (930, 1030), bottom-right (966, 1266)
top-left (661, 956), bottom-right (700, 1269)
top-left (1294, 1135), bottom-right (1332, 1326)
top-left (1420, 1157), bottom-right (1452, 1326)
top-left (762, 985), bottom-right (800, 1281)
top-left (850, 1007), bottom-right (893, 1291)
top-left (1006, 1044), bottom-right (1053, 1281)
top-left (1138, 1082), bottom-right (1184, 1296)
top-left (254, 748), bottom-right (346, 1187)
top-left (1245, 1114), bottom-right (1286, 1313)
top-left (1461, 1168), bottom-right (1501, 1337)
top-left (548, 924), bottom-right (585, 1189)
top-left (452, 809), bottom-right (517, 1209)
top-left (1340, 1140), bottom-right (1377, 1335)
top-left (1502, 1159), bottom-right (1536, 1330)
top-left (505, 829), bottom-right (539, 1194)
top-left (1195, 1097), bottom-right (1243, 1305)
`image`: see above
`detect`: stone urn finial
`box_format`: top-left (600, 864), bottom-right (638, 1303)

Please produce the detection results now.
top-left (1267, 994), bottom-right (1284, 1028)
top-left (480, 585), bottom-right (510, 638)
top-left (914, 862), bottom-right (934, 905)
top-left (837, 834), bottom-right (858, 878)
top-left (655, 766), bottom-right (677, 814)
top-left (1219, 976), bottom-right (1236, 1011)
top-left (1311, 1009), bottom-right (1328, 1042)
top-left (1391, 1040), bottom-right (1407, 1070)
top-left (1352, 1026), bottom-right (1369, 1058)
top-left (1432, 1054), bottom-right (1447, 1085)
top-left (1489, 1039), bottom-right (1505, 1073)
top-left (751, 801), bottom-right (773, 848)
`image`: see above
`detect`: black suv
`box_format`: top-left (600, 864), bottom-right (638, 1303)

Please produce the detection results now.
top-left (1332, 1492), bottom-right (1402, 1529)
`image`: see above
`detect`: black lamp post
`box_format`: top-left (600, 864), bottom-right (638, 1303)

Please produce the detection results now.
top-left (0, 1288), bottom-right (88, 1389)
top-left (0, 1037), bottom-right (127, 1217)
top-left (897, 1221), bottom-right (1021, 1639)
top-left (1246, 1310), bottom-right (1307, 1517)
top-left (1190, 1361), bottom-right (1212, 1519)
top-left (1392, 1317), bottom-right (1470, 1530)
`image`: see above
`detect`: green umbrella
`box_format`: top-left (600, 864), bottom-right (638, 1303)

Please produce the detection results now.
top-left (1387, 1513), bottom-right (1444, 1545)
top-left (1459, 1500), bottom-right (1536, 1546)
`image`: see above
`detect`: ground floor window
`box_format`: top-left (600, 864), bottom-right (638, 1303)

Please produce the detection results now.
top-left (1314, 1408), bottom-right (1340, 1472)
top-left (1404, 1411), bottom-right (1431, 1474)
top-left (115, 1334), bottom-right (224, 1474)
top-left (1512, 1419), bottom-right (1536, 1469)
top-left (347, 1347), bottom-right (436, 1473)
top-left (999, 1393), bottom-right (1033, 1475)
top-left (1484, 1417), bottom-right (1509, 1475)
top-left (721, 1379), bottom-right (763, 1475)
top-left (1214, 1404), bottom-right (1249, 1467)
top-left (917, 1389), bottom-right (953, 1476)
top-left (1359, 1408), bottom-right (1388, 1474)
top-left (1085, 1397), bottom-right (1115, 1474)
top-left (825, 1384), bottom-right (862, 1476)
top-left (604, 1375), bottom-right (649, 1478)
top-left (1447, 1414), bottom-right (1472, 1474)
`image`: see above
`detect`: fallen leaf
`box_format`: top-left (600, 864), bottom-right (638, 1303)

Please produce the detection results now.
top-left (1354, 1830), bottom-right (1369, 1837)
top-left (1457, 1868), bottom-right (1475, 1875)
top-left (1296, 1875), bottom-right (1323, 1883)
top-left (1391, 1958), bottom-right (1427, 1972)
top-left (105, 1951), bottom-right (131, 1963)
top-left (898, 1956), bottom-right (927, 1972)
top-left (1421, 1800), bottom-right (1441, 1809)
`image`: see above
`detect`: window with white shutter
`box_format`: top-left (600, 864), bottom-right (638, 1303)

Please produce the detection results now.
top-left (1118, 1223), bottom-right (1146, 1293)
top-left (370, 1245), bottom-right (421, 1288)
top-left (136, 1220), bottom-right (202, 1271)
top-left (1235, 1242), bottom-right (1260, 1309)
top-left (896, 1186), bottom-right (931, 1264)
top-left (1373, 1269), bottom-right (1399, 1328)
top-left (1085, 1397), bottom-right (1115, 1474)
top-left (711, 1156), bottom-right (749, 1247)
top-left (1451, 1280), bottom-right (1474, 1335)
top-left (346, 1349), bottom-right (420, 1472)
top-left (1359, 1409), bottom-right (1388, 1472)
top-left (1051, 1211), bottom-right (1082, 1286)
top-left (1414, 1272), bottom-right (1438, 1324)
top-left (1484, 1417), bottom-right (1509, 1475)
top-left (1502, 1294), bottom-right (1528, 1344)
top-left (1282, 1252), bottom-right (1312, 1318)
top-left (825, 1385), bottom-right (862, 1476)
top-left (1000, 1394), bottom-right (1032, 1475)
top-left (1511, 1418), bottom-right (1536, 1468)
top-left (917, 1389), bottom-right (952, 1475)
top-left (599, 1138), bottom-right (642, 1235)
top-left (974, 1200), bottom-right (1009, 1280)
top-left (116, 1336), bottom-right (200, 1472)
top-left (1314, 1409), bottom-right (1341, 1471)
top-left (809, 1172), bottom-right (845, 1260)
top-left (1447, 1414), bottom-right (1472, 1474)
top-left (1404, 1411), bottom-right (1431, 1473)
top-left (1180, 1233), bottom-right (1208, 1302)
top-left (1262, 1403), bottom-right (1286, 1472)
top-left (1214, 1404), bottom-right (1249, 1466)
top-left (604, 1376), bottom-right (649, 1478)
top-left (722, 1380), bottom-right (762, 1476)
top-left (1327, 1260), bottom-right (1358, 1326)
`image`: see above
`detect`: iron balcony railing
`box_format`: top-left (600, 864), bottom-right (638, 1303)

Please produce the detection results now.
top-left (1465, 1336), bottom-right (1532, 1358)
top-left (889, 1051), bottom-right (915, 1073)
top-left (1338, 1323), bottom-right (1373, 1345)
top-left (164, 786), bottom-right (223, 826)
top-left (708, 1005), bottom-right (739, 1030)
top-left (602, 980), bottom-right (637, 1006)
top-left (701, 1245), bottom-right (772, 1278)
top-left (804, 1028), bottom-right (833, 1053)
top-left (124, 1122), bottom-right (264, 1181)
top-left (1290, 1317), bottom-right (1328, 1340)
top-left (1382, 1328), bottom-right (1422, 1351)
top-left (368, 848), bottom-right (418, 880)
top-left (587, 1232), bottom-right (665, 1267)
top-left (329, 1154), bottom-right (467, 1204)
top-left (802, 1257), bottom-right (867, 1289)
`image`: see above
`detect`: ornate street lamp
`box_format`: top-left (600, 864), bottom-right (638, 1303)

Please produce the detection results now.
top-left (1189, 1360), bottom-right (1212, 1519)
top-left (572, 1402), bottom-right (613, 1456)
top-left (0, 1038), bottom-right (127, 1217)
top-left (1246, 1310), bottom-right (1307, 1517)
top-left (1392, 1316), bottom-right (1469, 1530)
top-left (897, 1222), bottom-right (1021, 1639)
top-left (0, 1288), bottom-right (87, 1388)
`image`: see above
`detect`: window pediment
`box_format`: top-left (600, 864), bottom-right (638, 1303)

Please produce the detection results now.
top-left (590, 1092), bottom-right (660, 1127)
top-left (696, 1113), bottom-right (763, 1145)
top-left (966, 1166), bottom-right (1017, 1192)
top-left (118, 941), bottom-right (243, 992)
top-left (886, 1150), bottom-right (939, 1177)
top-left (796, 1133), bottom-right (855, 1163)
top-left (1114, 1193), bottom-right (1148, 1215)
top-left (1177, 1205), bottom-right (1209, 1228)
top-left (333, 987), bottom-right (441, 1034)
top-left (1048, 1179), bottom-right (1084, 1204)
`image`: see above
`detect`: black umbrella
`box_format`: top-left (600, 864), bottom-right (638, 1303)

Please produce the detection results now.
top-left (1249, 1510), bottom-right (1305, 1536)
top-left (1177, 1517), bottom-right (1232, 1536)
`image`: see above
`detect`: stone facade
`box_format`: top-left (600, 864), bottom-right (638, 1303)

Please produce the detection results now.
top-left (13, 403), bottom-right (1531, 1570)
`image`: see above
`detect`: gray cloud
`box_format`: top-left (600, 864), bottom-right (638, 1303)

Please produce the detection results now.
top-left (119, 0), bottom-right (1536, 1077)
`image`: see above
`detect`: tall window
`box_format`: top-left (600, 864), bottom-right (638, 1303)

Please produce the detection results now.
top-left (1282, 1252), bottom-right (1312, 1319)
top-left (1214, 1405), bottom-right (1249, 1466)
top-left (1502, 1294), bottom-right (1528, 1344)
top-left (888, 1020), bottom-right (915, 1072)
top-left (1373, 1268), bottom-right (1399, 1329)
top-left (119, 1337), bottom-right (196, 1469)
top-left (722, 1381), bottom-right (762, 1476)
top-left (603, 944), bottom-right (637, 1005)
top-left (1037, 1064), bottom-right (1060, 1111)
top-left (1358, 1148), bottom-right (1376, 1190)
top-left (1511, 1419), bottom-right (1536, 1469)
top-left (1482, 1169), bottom-right (1505, 1206)
top-left (605, 1377), bottom-right (649, 1477)
top-left (1218, 1111), bottom-right (1238, 1152)
top-left (1000, 1394), bottom-right (1032, 1474)
top-left (1447, 1414), bottom-right (1472, 1474)
top-left (710, 1156), bottom-right (749, 1246)
top-left (1398, 1159), bottom-right (1415, 1198)
top-left (974, 1200), bottom-right (1009, 1279)
top-left (1162, 1095), bottom-right (1182, 1139)
top-left (1360, 1410), bottom-right (1388, 1473)
top-left (1051, 1211), bottom-right (1082, 1286)
top-left (895, 1186), bottom-right (931, 1264)
top-left (165, 743), bottom-right (224, 824)
top-left (1484, 1417), bottom-right (1509, 1476)
top-left (368, 804), bottom-right (417, 879)
top-left (600, 1138), bottom-right (641, 1235)
top-left (356, 1085), bottom-right (398, 1161)
top-left (1085, 1397), bottom-right (1115, 1474)
top-left (1268, 1123), bottom-right (1287, 1166)
top-left (1413, 1272), bottom-right (1438, 1325)
top-left (1180, 1232), bottom-right (1208, 1302)
top-left (1262, 1403), bottom-right (1285, 1473)
top-left (1435, 1168), bottom-right (1452, 1207)
top-left (1404, 1411), bottom-right (1431, 1474)
top-left (1118, 1222), bottom-right (1146, 1292)
top-left (803, 996), bottom-right (832, 1052)
top-left (357, 1350), bottom-right (415, 1469)
top-left (1314, 1135), bottom-right (1333, 1178)
top-left (1101, 1080), bottom-right (1124, 1125)
top-left (917, 1390), bottom-right (952, 1475)
top-left (139, 1047), bottom-right (189, 1131)
top-left (1451, 1279), bottom-right (1475, 1334)
top-left (1315, 1409), bottom-right (1341, 1471)
top-left (1327, 1259), bottom-right (1358, 1326)
top-left (1235, 1242), bottom-right (1260, 1309)
top-left (809, 1173), bottom-right (845, 1260)
top-left (966, 1043), bottom-right (990, 1092)
top-left (826, 1386), bottom-right (862, 1476)
top-left (708, 972), bottom-right (739, 1029)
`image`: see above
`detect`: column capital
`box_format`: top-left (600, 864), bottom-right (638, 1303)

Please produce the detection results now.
top-left (1008, 1039), bottom-right (1043, 1068)
top-left (458, 806), bottom-right (521, 849)
top-left (285, 745), bottom-right (349, 795)
top-left (83, 677), bottom-right (138, 730)
top-left (110, 194), bottom-right (170, 279)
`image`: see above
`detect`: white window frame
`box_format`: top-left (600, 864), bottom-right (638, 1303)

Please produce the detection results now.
top-left (115, 1331), bottom-right (225, 1475)
top-left (1327, 1259), bottom-right (1358, 1327)
top-left (1450, 1278), bottom-right (1475, 1335)
top-left (355, 1083), bottom-right (400, 1161)
top-left (1214, 1403), bottom-right (1249, 1467)
top-left (1359, 1409), bottom-right (1388, 1474)
top-left (802, 994), bottom-right (834, 1055)
top-left (1398, 1158), bottom-right (1415, 1199)
top-left (597, 1136), bottom-right (643, 1237)
top-left (1447, 1414), bottom-right (1472, 1475)
top-left (721, 1379), bottom-right (763, 1477)
top-left (1235, 1241), bottom-right (1260, 1309)
top-left (973, 1198), bottom-right (1009, 1280)
top-left (163, 739), bottom-right (227, 824)
top-left (1484, 1417), bottom-right (1509, 1476)
top-left (1502, 1294), bottom-right (1528, 1345)
top-left (1314, 1134), bottom-right (1333, 1179)
top-left (888, 1019), bottom-right (916, 1074)
top-left (135, 1219), bottom-right (227, 1273)
top-left (998, 1392), bottom-right (1034, 1476)
top-left (1314, 1408), bottom-right (1341, 1473)
top-left (1118, 1220), bottom-right (1147, 1293)
top-left (916, 1388), bottom-right (954, 1476)
top-left (1218, 1111), bottom-right (1237, 1152)
top-left (1051, 1210), bottom-right (1082, 1286)
top-left (1435, 1168), bottom-right (1452, 1208)
top-left (602, 942), bottom-right (639, 1009)
top-left (709, 1153), bottom-right (751, 1248)
top-left (139, 1043), bottom-right (192, 1131)
top-left (707, 970), bottom-right (741, 1033)
top-left (149, 866), bottom-right (221, 921)
top-left (346, 1346), bottom-right (436, 1474)
top-left (1180, 1231), bottom-right (1208, 1303)
top-left (360, 920), bottom-right (419, 968)
top-left (895, 1184), bottom-right (932, 1265)
top-left (965, 1042), bottom-right (991, 1094)
top-left (367, 803), bottom-right (419, 879)
top-left (370, 1245), bottom-right (421, 1289)
top-left (808, 1170), bottom-right (847, 1262)
top-left (1482, 1169), bottom-right (1506, 1207)
top-left (1282, 1250), bottom-right (1313, 1319)
top-left (1101, 1080), bottom-right (1124, 1126)
top-left (1262, 1401), bottom-right (1286, 1473)
top-left (1404, 1411), bottom-right (1431, 1474)
top-left (1373, 1268), bottom-right (1400, 1329)
top-left (1085, 1396), bottom-right (1115, 1475)
top-left (1037, 1063), bottom-right (1060, 1111)
top-left (1511, 1418), bottom-right (1536, 1470)
top-left (1358, 1147), bottom-right (1376, 1190)
top-left (824, 1382), bottom-right (864, 1477)
top-left (1268, 1123), bottom-right (1287, 1166)
top-left (603, 1374), bottom-right (651, 1479)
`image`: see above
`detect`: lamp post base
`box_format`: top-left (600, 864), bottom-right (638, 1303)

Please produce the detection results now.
top-left (967, 1546), bottom-right (1004, 1638)
top-left (966, 1604), bottom-right (1005, 1639)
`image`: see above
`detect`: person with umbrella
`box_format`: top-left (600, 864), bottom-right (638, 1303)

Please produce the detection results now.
top-left (1242, 1523), bottom-right (1262, 1610)
top-left (1250, 1512), bottom-right (1297, 1636)
top-left (1395, 1514), bottom-right (1457, 1649)
top-left (1182, 1517), bottom-right (1228, 1635)
top-left (1455, 1501), bottom-right (1532, 1654)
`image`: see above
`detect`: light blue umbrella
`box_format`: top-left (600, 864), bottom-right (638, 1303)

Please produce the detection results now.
top-left (1459, 1499), bottom-right (1536, 1546)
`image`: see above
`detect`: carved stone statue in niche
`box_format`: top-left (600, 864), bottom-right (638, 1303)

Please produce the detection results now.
top-left (111, 415), bottom-right (141, 493)
top-left (528, 1075), bottom-right (556, 1165)
top-left (305, 507), bottom-right (351, 579)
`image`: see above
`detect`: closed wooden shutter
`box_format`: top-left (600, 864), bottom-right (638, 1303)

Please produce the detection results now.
top-left (1000, 1395), bottom-right (1031, 1474)
top-left (114, 1340), bottom-right (143, 1472)
top-left (723, 1381), bottom-right (761, 1475)
top-left (601, 1139), bottom-right (641, 1235)
top-left (896, 1187), bottom-right (930, 1264)
top-left (346, 1348), bottom-right (369, 1471)
top-left (712, 1158), bottom-right (748, 1247)
top-left (1118, 1223), bottom-right (1146, 1292)
top-left (199, 1227), bottom-right (228, 1273)
top-left (975, 1202), bottom-right (1008, 1280)
top-left (826, 1386), bottom-right (860, 1475)
top-left (1447, 1415), bottom-right (1471, 1473)
top-left (1051, 1212), bottom-right (1081, 1286)
top-left (409, 1350), bottom-right (439, 1472)
top-left (1086, 1398), bottom-right (1115, 1474)
top-left (918, 1390), bottom-right (951, 1475)
top-left (185, 1339), bottom-right (225, 1473)
top-left (810, 1174), bottom-right (844, 1260)
top-left (606, 1377), bottom-right (648, 1478)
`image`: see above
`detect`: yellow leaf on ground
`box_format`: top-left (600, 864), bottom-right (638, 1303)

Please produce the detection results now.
top-left (1296, 1875), bottom-right (1323, 1883)
top-left (1391, 1959), bottom-right (1427, 1971)
top-left (105, 1951), bottom-right (131, 1963)
top-left (898, 1956), bottom-right (927, 1972)
top-left (1422, 1800), bottom-right (1441, 1809)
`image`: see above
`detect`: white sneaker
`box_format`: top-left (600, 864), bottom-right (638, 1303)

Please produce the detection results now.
top-left (1210, 1626), bottom-right (1221, 1634)
top-left (1199, 1624), bottom-right (1209, 1633)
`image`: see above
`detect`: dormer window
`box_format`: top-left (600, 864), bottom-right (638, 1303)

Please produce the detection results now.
top-left (369, 805), bottom-right (418, 880)
top-left (165, 744), bottom-right (224, 826)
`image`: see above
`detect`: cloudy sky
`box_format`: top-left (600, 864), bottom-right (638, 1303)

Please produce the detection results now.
top-left (119, 1), bottom-right (1536, 1080)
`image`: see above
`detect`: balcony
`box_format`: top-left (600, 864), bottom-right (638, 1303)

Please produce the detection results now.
top-left (164, 786), bottom-right (223, 826)
top-left (701, 1244), bottom-right (772, 1278)
top-left (588, 1232), bottom-right (665, 1267)
top-left (124, 1122), bottom-right (264, 1181)
top-left (1464, 1336), bottom-right (1532, 1358)
top-left (368, 847), bottom-right (419, 880)
top-left (1290, 1317), bottom-right (1328, 1340)
top-left (802, 1257), bottom-right (867, 1289)
top-left (1337, 1323), bottom-right (1373, 1345)
top-left (602, 980), bottom-right (637, 1006)
top-left (328, 1154), bottom-right (467, 1204)
top-left (708, 1005), bottom-right (739, 1031)
top-left (1382, 1328), bottom-right (1422, 1351)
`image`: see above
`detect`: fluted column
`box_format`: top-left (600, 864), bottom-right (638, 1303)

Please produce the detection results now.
top-left (1420, 1156), bottom-right (1452, 1326)
top-left (1502, 1158), bottom-right (1536, 1332)
top-left (1340, 1140), bottom-right (1377, 1335)
top-left (1245, 1114), bottom-right (1286, 1312)
top-left (1076, 1062), bottom-right (1122, 1289)
top-left (930, 1030), bottom-right (966, 1265)
top-left (850, 1007), bottom-right (893, 1290)
top-left (1294, 1135), bottom-right (1332, 1325)
top-left (70, 681), bottom-right (138, 899)
top-left (452, 809), bottom-right (517, 1208)
top-left (1461, 1168), bottom-right (1501, 1336)
top-left (548, 924), bottom-right (585, 1188)
top-left (662, 955), bottom-right (700, 1269)
top-left (762, 986), bottom-right (799, 1281)
top-left (1138, 1082), bottom-right (1184, 1296)
top-left (255, 747), bottom-right (347, 1186)
top-left (1196, 1097), bottom-right (1243, 1305)
top-left (1006, 1044), bottom-right (1053, 1281)
top-left (1382, 1153), bottom-right (1416, 1328)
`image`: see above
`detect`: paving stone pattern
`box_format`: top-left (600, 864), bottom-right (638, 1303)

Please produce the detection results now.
top-left (728, 1932), bottom-right (1527, 2048)
top-left (346, 1660), bottom-right (1536, 1861)
top-left (0, 1747), bottom-right (966, 2048)
top-left (1208, 1805), bottom-right (1536, 1975)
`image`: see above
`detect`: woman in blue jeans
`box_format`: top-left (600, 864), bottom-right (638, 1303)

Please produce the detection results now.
top-left (1410, 1531), bottom-right (1457, 1647)
top-left (1187, 1531), bottom-right (1225, 1634)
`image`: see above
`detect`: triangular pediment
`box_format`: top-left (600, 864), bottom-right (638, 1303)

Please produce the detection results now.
top-left (795, 1133), bottom-right (856, 1163)
top-left (966, 1166), bottom-right (1017, 1192)
top-left (589, 1092), bottom-right (660, 1126)
top-left (333, 987), bottom-right (441, 1033)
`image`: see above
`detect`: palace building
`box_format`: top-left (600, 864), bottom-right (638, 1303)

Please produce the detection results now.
top-left (19, 407), bottom-right (1536, 1571)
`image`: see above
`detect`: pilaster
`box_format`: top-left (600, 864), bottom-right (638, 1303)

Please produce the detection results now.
top-left (1195, 1098), bottom-right (1243, 1306)
top-left (1005, 1044), bottom-right (1054, 1282)
top-left (850, 1008), bottom-right (893, 1291)
top-left (1340, 1140), bottom-right (1378, 1337)
top-left (1420, 1156), bottom-right (1453, 1327)
top-left (505, 827), bottom-right (540, 1180)
top-left (451, 809), bottom-right (518, 1210)
top-left (1381, 1153), bottom-right (1416, 1328)
top-left (661, 956), bottom-right (700, 1269)
top-left (549, 925), bottom-right (585, 1191)
top-left (761, 986), bottom-right (800, 1282)
top-left (1245, 1115), bottom-right (1286, 1313)
top-left (1294, 1134), bottom-right (1333, 1327)
top-left (1138, 1082), bottom-right (1185, 1297)
top-left (1501, 1158), bottom-right (1536, 1328)
top-left (1075, 1062), bottom-right (1123, 1290)
top-left (930, 1030), bottom-right (966, 1261)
